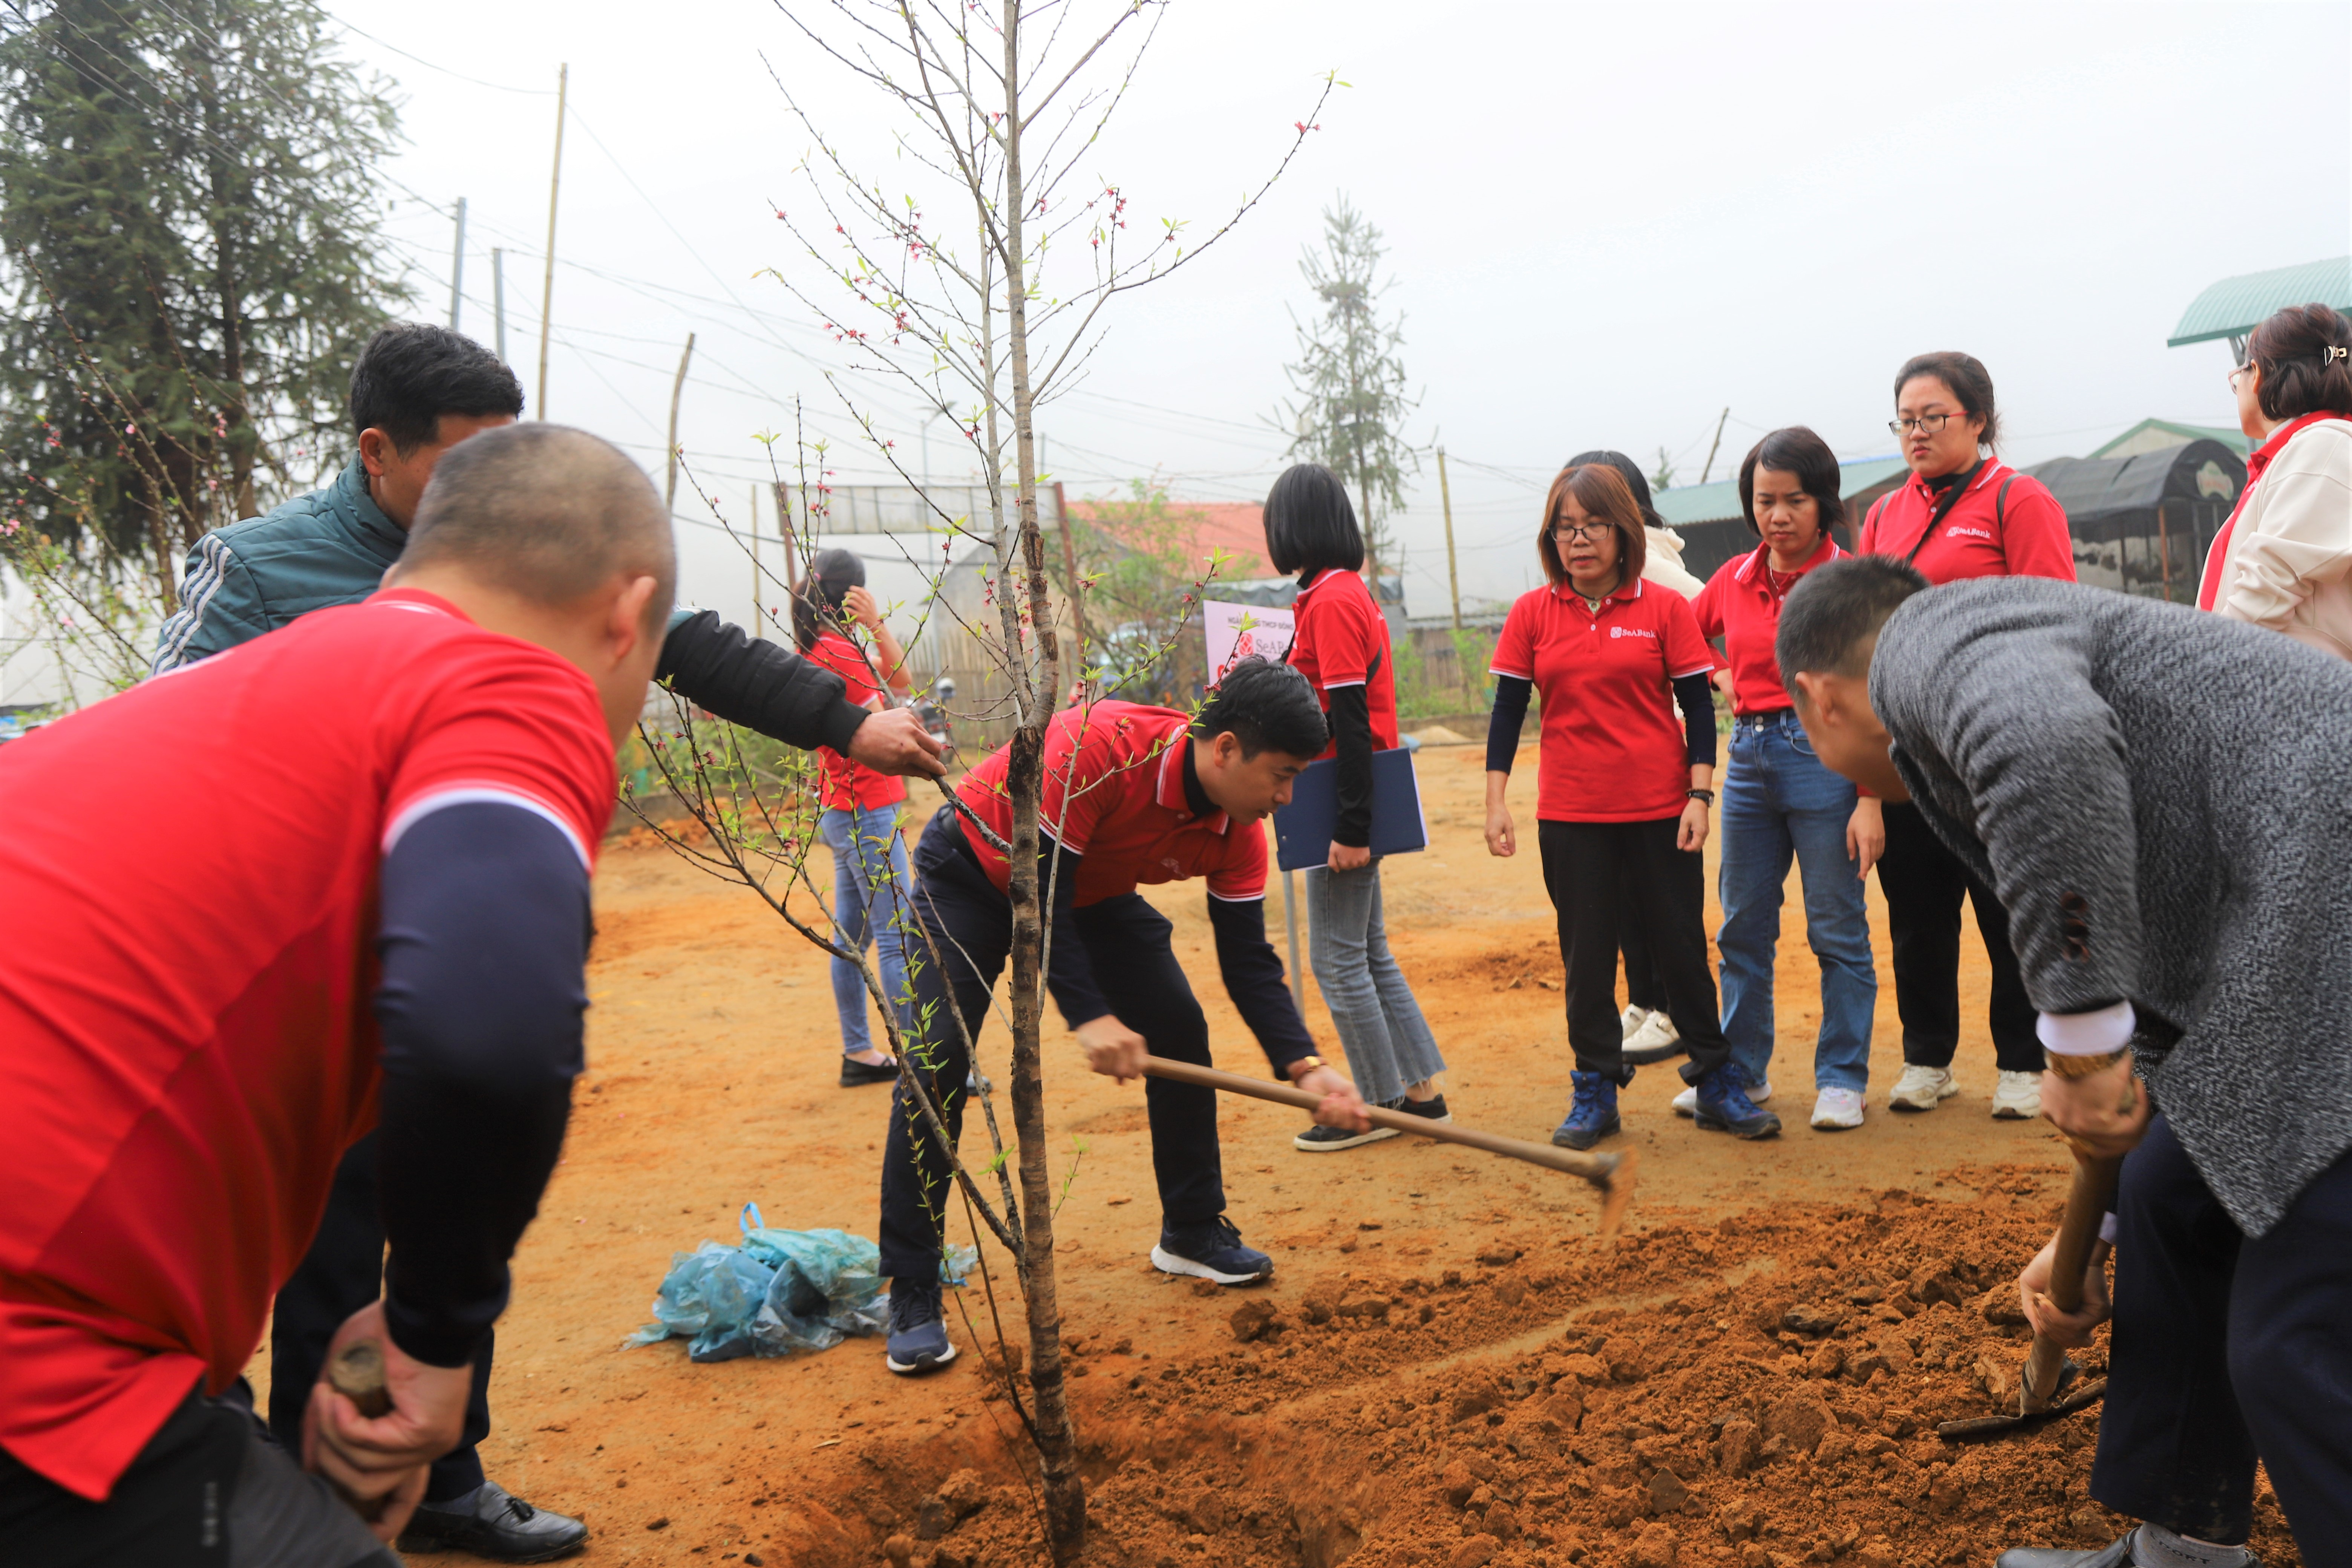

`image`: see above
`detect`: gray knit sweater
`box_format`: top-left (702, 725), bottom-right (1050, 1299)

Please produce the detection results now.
top-left (1872, 577), bottom-right (2352, 1237)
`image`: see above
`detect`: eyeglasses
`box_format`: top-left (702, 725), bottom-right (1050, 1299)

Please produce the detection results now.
top-left (1548, 521), bottom-right (1613, 542)
top-left (2228, 363), bottom-right (2255, 390)
top-left (1887, 413), bottom-right (1960, 436)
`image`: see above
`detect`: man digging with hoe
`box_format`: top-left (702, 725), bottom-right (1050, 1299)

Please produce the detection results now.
top-left (1778, 557), bottom-right (2352, 1568)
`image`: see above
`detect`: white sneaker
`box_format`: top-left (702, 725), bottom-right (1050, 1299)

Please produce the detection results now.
top-left (1619, 1005), bottom-right (1651, 1042)
top-left (1810, 1087), bottom-right (1865, 1130)
top-left (1887, 1064), bottom-right (1958, 1112)
top-left (1991, 1070), bottom-right (2043, 1120)
top-left (1672, 1076), bottom-right (1769, 1116)
top-left (1624, 1010), bottom-right (1682, 1057)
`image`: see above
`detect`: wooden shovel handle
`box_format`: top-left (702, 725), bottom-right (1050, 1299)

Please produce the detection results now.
top-left (2020, 1152), bottom-right (2124, 1412)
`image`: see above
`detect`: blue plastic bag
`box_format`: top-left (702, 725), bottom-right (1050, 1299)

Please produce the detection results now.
top-left (625, 1204), bottom-right (956, 1363)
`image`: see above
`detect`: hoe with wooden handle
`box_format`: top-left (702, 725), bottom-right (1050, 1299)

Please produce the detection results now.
top-left (1937, 1151), bottom-right (2123, 1440)
top-left (323, 1340), bottom-right (395, 1522)
top-left (1139, 1056), bottom-right (1637, 1241)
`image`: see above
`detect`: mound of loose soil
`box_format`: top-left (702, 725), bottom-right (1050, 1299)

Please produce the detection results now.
top-left (826, 1179), bottom-right (2302, 1568)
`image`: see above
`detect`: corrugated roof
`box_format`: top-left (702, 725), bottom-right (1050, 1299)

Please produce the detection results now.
top-left (2089, 418), bottom-right (2251, 458)
top-left (1650, 456), bottom-right (1909, 528)
top-left (2168, 257), bottom-right (2351, 347)
top-left (2026, 439), bottom-right (2247, 521)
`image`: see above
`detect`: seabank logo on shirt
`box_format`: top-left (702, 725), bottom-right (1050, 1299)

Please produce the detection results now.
top-left (1609, 625), bottom-right (1657, 640)
top-left (1948, 526), bottom-right (1994, 541)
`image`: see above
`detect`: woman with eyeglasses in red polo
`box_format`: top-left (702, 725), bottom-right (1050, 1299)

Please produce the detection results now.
top-left (1483, 464), bottom-right (1778, 1150)
top-left (1856, 351), bottom-right (2074, 1125)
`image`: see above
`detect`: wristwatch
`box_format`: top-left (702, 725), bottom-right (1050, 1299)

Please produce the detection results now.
top-left (1288, 1054), bottom-right (1328, 1081)
top-left (1687, 789), bottom-right (1715, 805)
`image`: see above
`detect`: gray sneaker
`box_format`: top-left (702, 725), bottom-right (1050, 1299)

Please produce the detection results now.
top-left (396, 1481), bottom-right (587, 1562)
top-left (1996, 1530), bottom-right (2258, 1568)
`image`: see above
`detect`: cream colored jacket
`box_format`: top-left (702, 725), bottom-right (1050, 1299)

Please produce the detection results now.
top-left (1642, 524), bottom-right (1706, 600)
top-left (2213, 418), bottom-right (2352, 660)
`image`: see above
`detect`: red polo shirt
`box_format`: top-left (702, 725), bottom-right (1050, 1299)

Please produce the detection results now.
top-left (0, 589), bottom-right (616, 1501)
top-left (1856, 459), bottom-right (2075, 585)
top-left (1490, 578), bottom-right (1717, 823)
top-left (1692, 535), bottom-right (1846, 715)
top-left (1286, 568), bottom-right (1400, 753)
top-left (804, 630), bottom-right (907, 812)
top-left (957, 701), bottom-right (1267, 905)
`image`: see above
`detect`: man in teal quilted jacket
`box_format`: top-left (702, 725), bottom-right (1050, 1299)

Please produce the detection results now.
top-left (153, 322), bottom-right (944, 1563)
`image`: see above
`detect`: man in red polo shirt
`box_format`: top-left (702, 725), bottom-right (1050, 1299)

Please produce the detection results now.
top-left (0, 425), bottom-right (668, 1564)
top-left (876, 658), bottom-right (1370, 1373)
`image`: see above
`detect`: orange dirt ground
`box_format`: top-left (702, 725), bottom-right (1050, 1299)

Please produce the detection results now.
top-left (252, 742), bottom-right (2306, 1566)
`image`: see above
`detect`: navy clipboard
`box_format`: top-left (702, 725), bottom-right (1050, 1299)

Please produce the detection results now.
top-left (1271, 747), bottom-right (1429, 871)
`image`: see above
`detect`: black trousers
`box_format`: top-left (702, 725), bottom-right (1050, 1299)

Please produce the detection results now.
top-left (2092, 1116), bottom-right (2352, 1559)
top-left (1537, 818), bottom-right (1729, 1086)
top-left (878, 809), bottom-right (1225, 1282)
top-left (1617, 914), bottom-right (1668, 1014)
top-left (0, 1381), bottom-right (397, 1568)
top-left (1876, 801), bottom-right (2040, 1073)
top-left (267, 1132), bottom-right (493, 1504)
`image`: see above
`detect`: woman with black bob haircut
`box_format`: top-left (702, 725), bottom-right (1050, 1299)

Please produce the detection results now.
top-left (1856, 349), bottom-right (2073, 1124)
top-left (1262, 463), bottom-right (1452, 1153)
top-left (1682, 427), bottom-right (1878, 1133)
top-left (1484, 463), bottom-right (1777, 1150)
top-left (2198, 302), bottom-right (2352, 660)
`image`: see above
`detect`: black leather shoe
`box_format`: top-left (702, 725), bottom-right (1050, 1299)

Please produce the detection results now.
top-left (839, 1055), bottom-right (898, 1087)
top-left (397, 1481), bottom-right (588, 1562)
top-left (1996, 1530), bottom-right (2259, 1568)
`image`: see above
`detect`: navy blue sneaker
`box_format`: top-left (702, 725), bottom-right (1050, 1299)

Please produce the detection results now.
top-left (884, 1278), bottom-right (957, 1374)
top-left (1693, 1060), bottom-right (1782, 1139)
top-left (1552, 1070), bottom-right (1620, 1150)
top-left (1150, 1216), bottom-right (1272, 1285)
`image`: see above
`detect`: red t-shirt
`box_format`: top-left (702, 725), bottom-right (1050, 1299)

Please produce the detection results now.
top-left (1286, 569), bottom-right (1400, 753)
top-left (1855, 459), bottom-right (2076, 585)
top-left (957, 702), bottom-right (1268, 906)
top-left (804, 630), bottom-right (906, 812)
top-left (1490, 578), bottom-right (1717, 823)
top-left (0, 589), bottom-right (616, 1502)
top-left (1692, 536), bottom-right (1847, 715)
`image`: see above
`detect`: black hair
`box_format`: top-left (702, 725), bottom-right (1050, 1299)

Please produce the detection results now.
top-left (1563, 448), bottom-right (1666, 531)
top-left (349, 322), bottom-right (526, 453)
top-left (2246, 303), bottom-right (2352, 423)
top-left (1541, 465), bottom-right (1648, 588)
top-left (790, 547), bottom-right (866, 652)
top-left (1737, 426), bottom-right (1847, 538)
top-left (1893, 351), bottom-right (2000, 450)
top-left (1775, 556), bottom-right (1928, 688)
top-left (1191, 655), bottom-right (1329, 760)
top-left (404, 424), bottom-right (675, 627)
top-left (1262, 463), bottom-right (1364, 578)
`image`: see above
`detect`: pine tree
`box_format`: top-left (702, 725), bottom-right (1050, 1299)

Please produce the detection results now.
top-left (1279, 194), bottom-right (1417, 596)
top-left (0, 0), bottom-right (406, 588)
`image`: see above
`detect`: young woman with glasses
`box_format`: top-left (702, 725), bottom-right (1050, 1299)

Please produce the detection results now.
top-left (2200, 303), bottom-right (2352, 658)
top-left (1263, 464), bottom-right (1451, 1152)
top-left (1483, 464), bottom-right (1779, 1150)
top-left (1856, 352), bottom-right (2074, 1122)
top-left (1682, 427), bottom-right (1878, 1132)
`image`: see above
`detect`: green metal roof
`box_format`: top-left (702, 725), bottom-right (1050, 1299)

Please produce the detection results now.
top-left (2168, 257), bottom-right (2351, 348)
top-left (2089, 418), bottom-right (2251, 459)
top-left (1651, 456), bottom-right (1909, 528)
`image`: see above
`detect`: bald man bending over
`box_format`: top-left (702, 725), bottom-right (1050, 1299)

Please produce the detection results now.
top-left (0, 425), bottom-right (669, 1565)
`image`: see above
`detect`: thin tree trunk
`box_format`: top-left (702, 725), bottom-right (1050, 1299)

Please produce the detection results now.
top-left (996, 3), bottom-right (1082, 1557)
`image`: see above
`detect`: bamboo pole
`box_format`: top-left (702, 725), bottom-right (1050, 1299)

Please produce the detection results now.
top-left (535, 65), bottom-right (568, 419)
top-left (664, 333), bottom-right (695, 513)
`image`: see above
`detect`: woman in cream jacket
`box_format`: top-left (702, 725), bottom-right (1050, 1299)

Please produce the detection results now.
top-left (2199, 302), bottom-right (2352, 658)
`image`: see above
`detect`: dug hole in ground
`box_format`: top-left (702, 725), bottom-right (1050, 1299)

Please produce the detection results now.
top-left (249, 740), bottom-right (2306, 1566)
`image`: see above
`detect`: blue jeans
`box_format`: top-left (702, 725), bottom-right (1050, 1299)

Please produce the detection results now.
top-left (1303, 859), bottom-right (1446, 1105)
top-left (1715, 710), bottom-right (1876, 1092)
top-left (819, 804), bottom-right (912, 1055)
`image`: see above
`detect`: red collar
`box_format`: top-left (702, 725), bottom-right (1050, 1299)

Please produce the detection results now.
top-left (1903, 458), bottom-right (2008, 503)
top-left (1154, 737), bottom-right (1230, 834)
top-left (1549, 575), bottom-right (1644, 606)
top-left (1294, 568), bottom-right (1352, 604)
top-left (366, 586), bottom-right (473, 623)
top-left (1733, 533), bottom-right (1841, 587)
top-left (2249, 412), bottom-right (2349, 481)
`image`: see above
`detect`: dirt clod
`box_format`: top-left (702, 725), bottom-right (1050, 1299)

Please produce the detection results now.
top-left (1230, 1298), bottom-right (1281, 1342)
top-left (1447, 1534), bottom-right (1501, 1568)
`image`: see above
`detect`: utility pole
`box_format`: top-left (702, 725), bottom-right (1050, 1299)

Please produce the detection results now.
top-left (535, 64), bottom-right (568, 420)
top-left (663, 332), bottom-right (695, 512)
top-left (1437, 444), bottom-right (1461, 629)
top-left (1698, 406), bottom-right (1730, 486)
top-left (447, 198), bottom-right (466, 330)
top-left (491, 248), bottom-right (507, 362)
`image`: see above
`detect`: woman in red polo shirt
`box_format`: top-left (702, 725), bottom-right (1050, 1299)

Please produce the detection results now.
top-left (1687, 427), bottom-right (1878, 1133)
top-left (1482, 463), bottom-right (1777, 1149)
top-left (1264, 463), bottom-right (1451, 1153)
top-left (793, 549), bottom-right (915, 1088)
top-left (1857, 352), bottom-right (2073, 1122)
